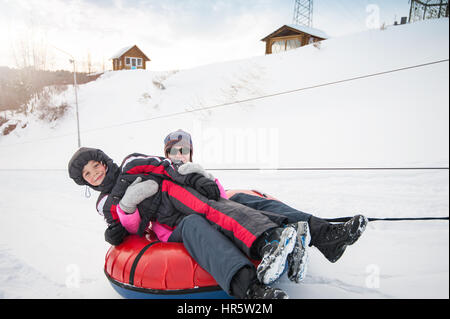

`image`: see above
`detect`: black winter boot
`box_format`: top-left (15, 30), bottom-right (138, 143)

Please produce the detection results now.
top-left (308, 215), bottom-right (368, 263)
top-left (245, 281), bottom-right (289, 299)
top-left (230, 265), bottom-right (289, 299)
top-left (229, 266), bottom-right (257, 299)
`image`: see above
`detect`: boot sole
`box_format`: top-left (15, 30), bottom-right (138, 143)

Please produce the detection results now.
top-left (348, 215), bottom-right (368, 245)
top-left (288, 222), bottom-right (310, 283)
top-left (257, 227), bottom-right (297, 285)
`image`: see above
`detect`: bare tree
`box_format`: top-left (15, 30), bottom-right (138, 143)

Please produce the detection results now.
top-left (12, 18), bottom-right (51, 71)
top-left (82, 51), bottom-right (93, 74)
top-left (102, 56), bottom-right (106, 73)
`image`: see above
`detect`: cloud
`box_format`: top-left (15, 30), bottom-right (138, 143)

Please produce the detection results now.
top-left (2, 0), bottom-right (409, 71)
top-left (1, 0), bottom-right (291, 71)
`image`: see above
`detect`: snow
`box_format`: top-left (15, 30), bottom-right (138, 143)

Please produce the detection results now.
top-left (109, 45), bottom-right (135, 60)
top-left (284, 24), bottom-right (330, 39)
top-left (0, 18), bottom-right (448, 299)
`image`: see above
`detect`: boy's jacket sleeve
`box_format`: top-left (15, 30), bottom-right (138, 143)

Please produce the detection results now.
top-left (120, 153), bottom-right (188, 185)
top-left (96, 193), bottom-right (120, 225)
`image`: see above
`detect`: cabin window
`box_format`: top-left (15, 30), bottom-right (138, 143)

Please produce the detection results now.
top-left (125, 57), bottom-right (143, 67)
top-left (272, 38), bottom-right (302, 53)
top-left (272, 40), bottom-right (285, 53)
top-left (286, 39), bottom-right (302, 50)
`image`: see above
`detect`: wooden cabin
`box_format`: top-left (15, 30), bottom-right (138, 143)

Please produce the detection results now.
top-left (110, 45), bottom-right (150, 71)
top-left (261, 25), bottom-right (329, 54)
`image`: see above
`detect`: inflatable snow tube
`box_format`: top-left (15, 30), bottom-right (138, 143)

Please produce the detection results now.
top-left (104, 189), bottom-right (269, 299)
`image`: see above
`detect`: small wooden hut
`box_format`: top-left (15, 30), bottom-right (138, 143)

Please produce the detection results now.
top-left (261, 25), bottom-right (329, 54)
top-left (110, 45), bottom-right (150, 71)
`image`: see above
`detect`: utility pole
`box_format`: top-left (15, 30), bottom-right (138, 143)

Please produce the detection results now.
top-left (50, 45), bottom-right (81, 148)
top-left (70, 59), bottom-right (81, 148)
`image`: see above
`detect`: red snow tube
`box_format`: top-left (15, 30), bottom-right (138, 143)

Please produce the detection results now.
top-left (104, 189), bottom-right (268, 299)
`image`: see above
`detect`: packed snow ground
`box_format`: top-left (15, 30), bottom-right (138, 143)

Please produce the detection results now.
top-left (0, 169), bottom-right (447, 298)
top-left (0, 18), bottom-right (448, 298)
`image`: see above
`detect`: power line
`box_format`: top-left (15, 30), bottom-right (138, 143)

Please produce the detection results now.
top-left (325, 216), bottom-right (449, 222)
top-left (82, 58), bottom-right (447, 134)
top-left (0, 58), bottom-right (448, 149)
top-left (0, 168), bottom-right (66, 171)
top-left (0, 167), bottom-right (448, 172)
top-left (207, 167), bottom-right (449, 171)
top-left (0, 165), bottom-right (446, 221)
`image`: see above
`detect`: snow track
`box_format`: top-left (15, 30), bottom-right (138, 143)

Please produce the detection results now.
top-left (0, 169), bottom-right (447, 298)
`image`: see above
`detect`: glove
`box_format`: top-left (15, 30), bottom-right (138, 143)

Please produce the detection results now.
top-left (104, 221), bottom-right (128, 246)
top-left (185, 173), bottom-right (220, 200)
top-left (178, 162), bottom-right (215, 181)
top-left (119, 177), bottom-right (159, 214)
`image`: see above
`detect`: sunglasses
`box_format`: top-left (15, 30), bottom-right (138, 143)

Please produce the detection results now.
top-left (168, 146), bottom-right (191, 156)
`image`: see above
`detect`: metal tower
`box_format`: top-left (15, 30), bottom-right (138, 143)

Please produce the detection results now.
top-left (293, 0), bottom-right (313, 27)
top-left (409, 0), bottom-right (449, 23)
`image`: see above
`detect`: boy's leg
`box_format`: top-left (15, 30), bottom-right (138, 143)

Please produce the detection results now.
top-left (229, 193), bottom-right (312, 223)
top-left (168, 214), bottom-right (253, 297)
top-left (230, 266), bottom-right (288, 299)
top-left (164, 181), bottom-right (298, 285)
top-left (163, 180), bottom-right (284, 258)
top-left (169, 215), bottom-right (289, 299)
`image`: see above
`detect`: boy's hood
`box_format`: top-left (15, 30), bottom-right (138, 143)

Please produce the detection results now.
top-left (68, 147), bottom-right (120, 193)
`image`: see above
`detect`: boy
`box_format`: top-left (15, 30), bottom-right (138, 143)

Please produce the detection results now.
top-left (68, 147), bottom-right (306, 298)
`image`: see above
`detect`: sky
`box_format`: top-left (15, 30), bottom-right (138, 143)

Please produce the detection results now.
top-left (0, 0), bottom-right (411, 72)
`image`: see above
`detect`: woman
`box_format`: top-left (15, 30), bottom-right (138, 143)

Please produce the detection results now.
top-left (163, 129), bottom-right (368, 273)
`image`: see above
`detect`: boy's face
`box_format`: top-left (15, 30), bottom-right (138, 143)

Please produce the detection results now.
top-left (82, 160), bottom-right (107, 186)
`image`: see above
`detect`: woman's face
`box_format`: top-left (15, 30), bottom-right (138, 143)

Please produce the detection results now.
top-left (82, 160), bottom-right (107, 186)
top-left (167, 144), bottom-right (191, 164)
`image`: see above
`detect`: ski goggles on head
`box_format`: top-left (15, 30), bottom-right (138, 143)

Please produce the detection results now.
top-left (168, 146), bottom-right (191, 156)
top-left (165, 130), bottom-right (191, 146)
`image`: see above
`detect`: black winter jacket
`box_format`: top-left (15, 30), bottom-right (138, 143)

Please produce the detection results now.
top-left (96, 153), bottom-right (190, 235)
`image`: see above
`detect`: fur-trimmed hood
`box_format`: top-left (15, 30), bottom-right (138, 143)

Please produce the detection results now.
top-left (68, 147), bottom-right (120, 193)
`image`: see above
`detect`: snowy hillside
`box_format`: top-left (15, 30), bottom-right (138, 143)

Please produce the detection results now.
top-left (1, 18), bottom-right (448, 169)
top-left (0, 18), bottom-right (448, 299)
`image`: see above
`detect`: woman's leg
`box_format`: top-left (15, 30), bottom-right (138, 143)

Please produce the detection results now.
top-left (162, 180), bottom-right (285, 258)
top-left (163, 180), bottom-right (298, 285)
top-left (229, 193), bottom-right (312, 223)
top-left (229, 193), bottom-right (368, 263)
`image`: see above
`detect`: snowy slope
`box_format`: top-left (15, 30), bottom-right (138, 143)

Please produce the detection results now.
top-left (0, 18), bottom-right (448, 299)
top-left (0, 18), bottom-right (448, 169)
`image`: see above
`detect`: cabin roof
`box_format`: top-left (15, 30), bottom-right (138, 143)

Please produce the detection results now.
top-left (110, 45), bottom-right (150, 61)
top-left (261, 24), bottom-right (329, 42)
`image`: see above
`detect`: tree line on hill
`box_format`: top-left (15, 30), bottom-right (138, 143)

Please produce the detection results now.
top-left (0, 66), bottom-right (101, 112)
